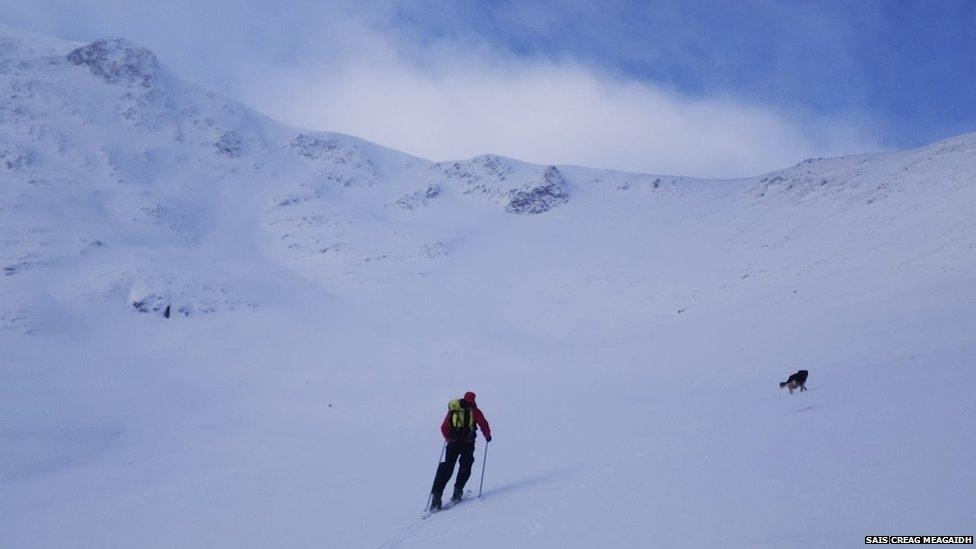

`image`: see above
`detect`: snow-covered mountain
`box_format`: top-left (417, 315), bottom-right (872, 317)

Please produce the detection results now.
top-left (2, 25), bottom-right (974, 548)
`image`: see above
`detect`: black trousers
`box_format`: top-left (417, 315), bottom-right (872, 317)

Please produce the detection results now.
top-left (431, 440), bottom-right (475, 496)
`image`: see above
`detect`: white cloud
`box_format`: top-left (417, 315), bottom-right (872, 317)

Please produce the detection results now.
top-left (256, 53), bottom-right (880, 178)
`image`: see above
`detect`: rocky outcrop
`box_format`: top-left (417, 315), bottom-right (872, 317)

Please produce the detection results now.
top-left (392, 185), bottom-right (440, 210)
top-left (290, 133), bottom-right (377, 186)
top-left (67, 39), bottom-right (160, 88)
top-left (506, 166), bottom-right (568, 214)
top-left (434, 156), bottom-right (569, 214)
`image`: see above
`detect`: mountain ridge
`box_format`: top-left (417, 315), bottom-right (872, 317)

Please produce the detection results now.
top-left (3, 25), bottom-right (976, 329)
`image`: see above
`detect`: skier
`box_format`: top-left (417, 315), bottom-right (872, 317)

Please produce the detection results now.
top-left (429, 391), bottom-right (491, 510)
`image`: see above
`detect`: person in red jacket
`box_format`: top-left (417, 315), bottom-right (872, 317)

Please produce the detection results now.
top-left (429, 391), bottom-right (491, 510)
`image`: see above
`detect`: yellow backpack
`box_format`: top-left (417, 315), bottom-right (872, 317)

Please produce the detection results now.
top-left (448, 399), bottom-right (475, 439)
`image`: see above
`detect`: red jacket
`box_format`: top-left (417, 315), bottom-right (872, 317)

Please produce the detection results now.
top-left (440, 393), bottom-right (491, 441)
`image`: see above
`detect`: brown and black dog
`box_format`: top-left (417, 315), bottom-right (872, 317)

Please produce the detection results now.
top-left (779, 370), bottom-right (808, 394)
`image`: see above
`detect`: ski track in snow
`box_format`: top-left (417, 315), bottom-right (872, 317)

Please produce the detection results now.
top-left (381, 492), bottom-right (474, 547)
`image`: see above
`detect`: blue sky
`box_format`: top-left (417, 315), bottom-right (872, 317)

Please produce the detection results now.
top-left (3, 1), bottom-right (974, 177)
top-left (386, 0), bottom-right (976, 147)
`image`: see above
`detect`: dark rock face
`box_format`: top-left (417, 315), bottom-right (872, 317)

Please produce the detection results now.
top-left (131, 293), bottom-right (171, 316)
top-left (290, 133), bottom-right (377, 186)
top-left (67, 39), bottom-right (159, 87)
top-left (438, 155), bottom-right (515, 197)
top-left (215, 130), bottom-right (242, 157)
top-left (434, 157), bottom-right (570, 214)
top-left (506, 166), bottom-right (569, 214)
top-left (291, 133), bottom-right (342, 160)
top-left (1, 148), bottom-right (33, 170)
top-left (394, 185), bottom-right (440, 210)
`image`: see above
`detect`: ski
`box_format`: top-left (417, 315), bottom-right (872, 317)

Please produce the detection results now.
top-left (421, 490), bottom-right (472, 519)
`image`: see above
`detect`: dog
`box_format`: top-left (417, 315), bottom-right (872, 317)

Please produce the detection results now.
top-left (779, 370), bottom-right (808, 394)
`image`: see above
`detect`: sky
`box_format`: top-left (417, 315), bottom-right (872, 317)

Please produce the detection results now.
top-left (2, 0), bottom-right (974, 178)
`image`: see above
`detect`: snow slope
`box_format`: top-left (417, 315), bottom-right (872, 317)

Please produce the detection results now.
top-left (1, 25), bottom-right (974, 548)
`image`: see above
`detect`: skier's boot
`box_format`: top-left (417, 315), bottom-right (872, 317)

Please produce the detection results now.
top-left (430, 493), bottom-right (442, 511)
top-left (451, 487), bottom-right (464, 503)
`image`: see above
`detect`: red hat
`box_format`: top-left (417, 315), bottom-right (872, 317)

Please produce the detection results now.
top-left (464, 391), bottom-right (477, 404)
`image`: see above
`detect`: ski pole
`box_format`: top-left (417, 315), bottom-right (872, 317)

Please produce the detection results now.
top-left (425, 441), bottom-right (448, 511)
top-left (477, 441), bottom-right (489, 499)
